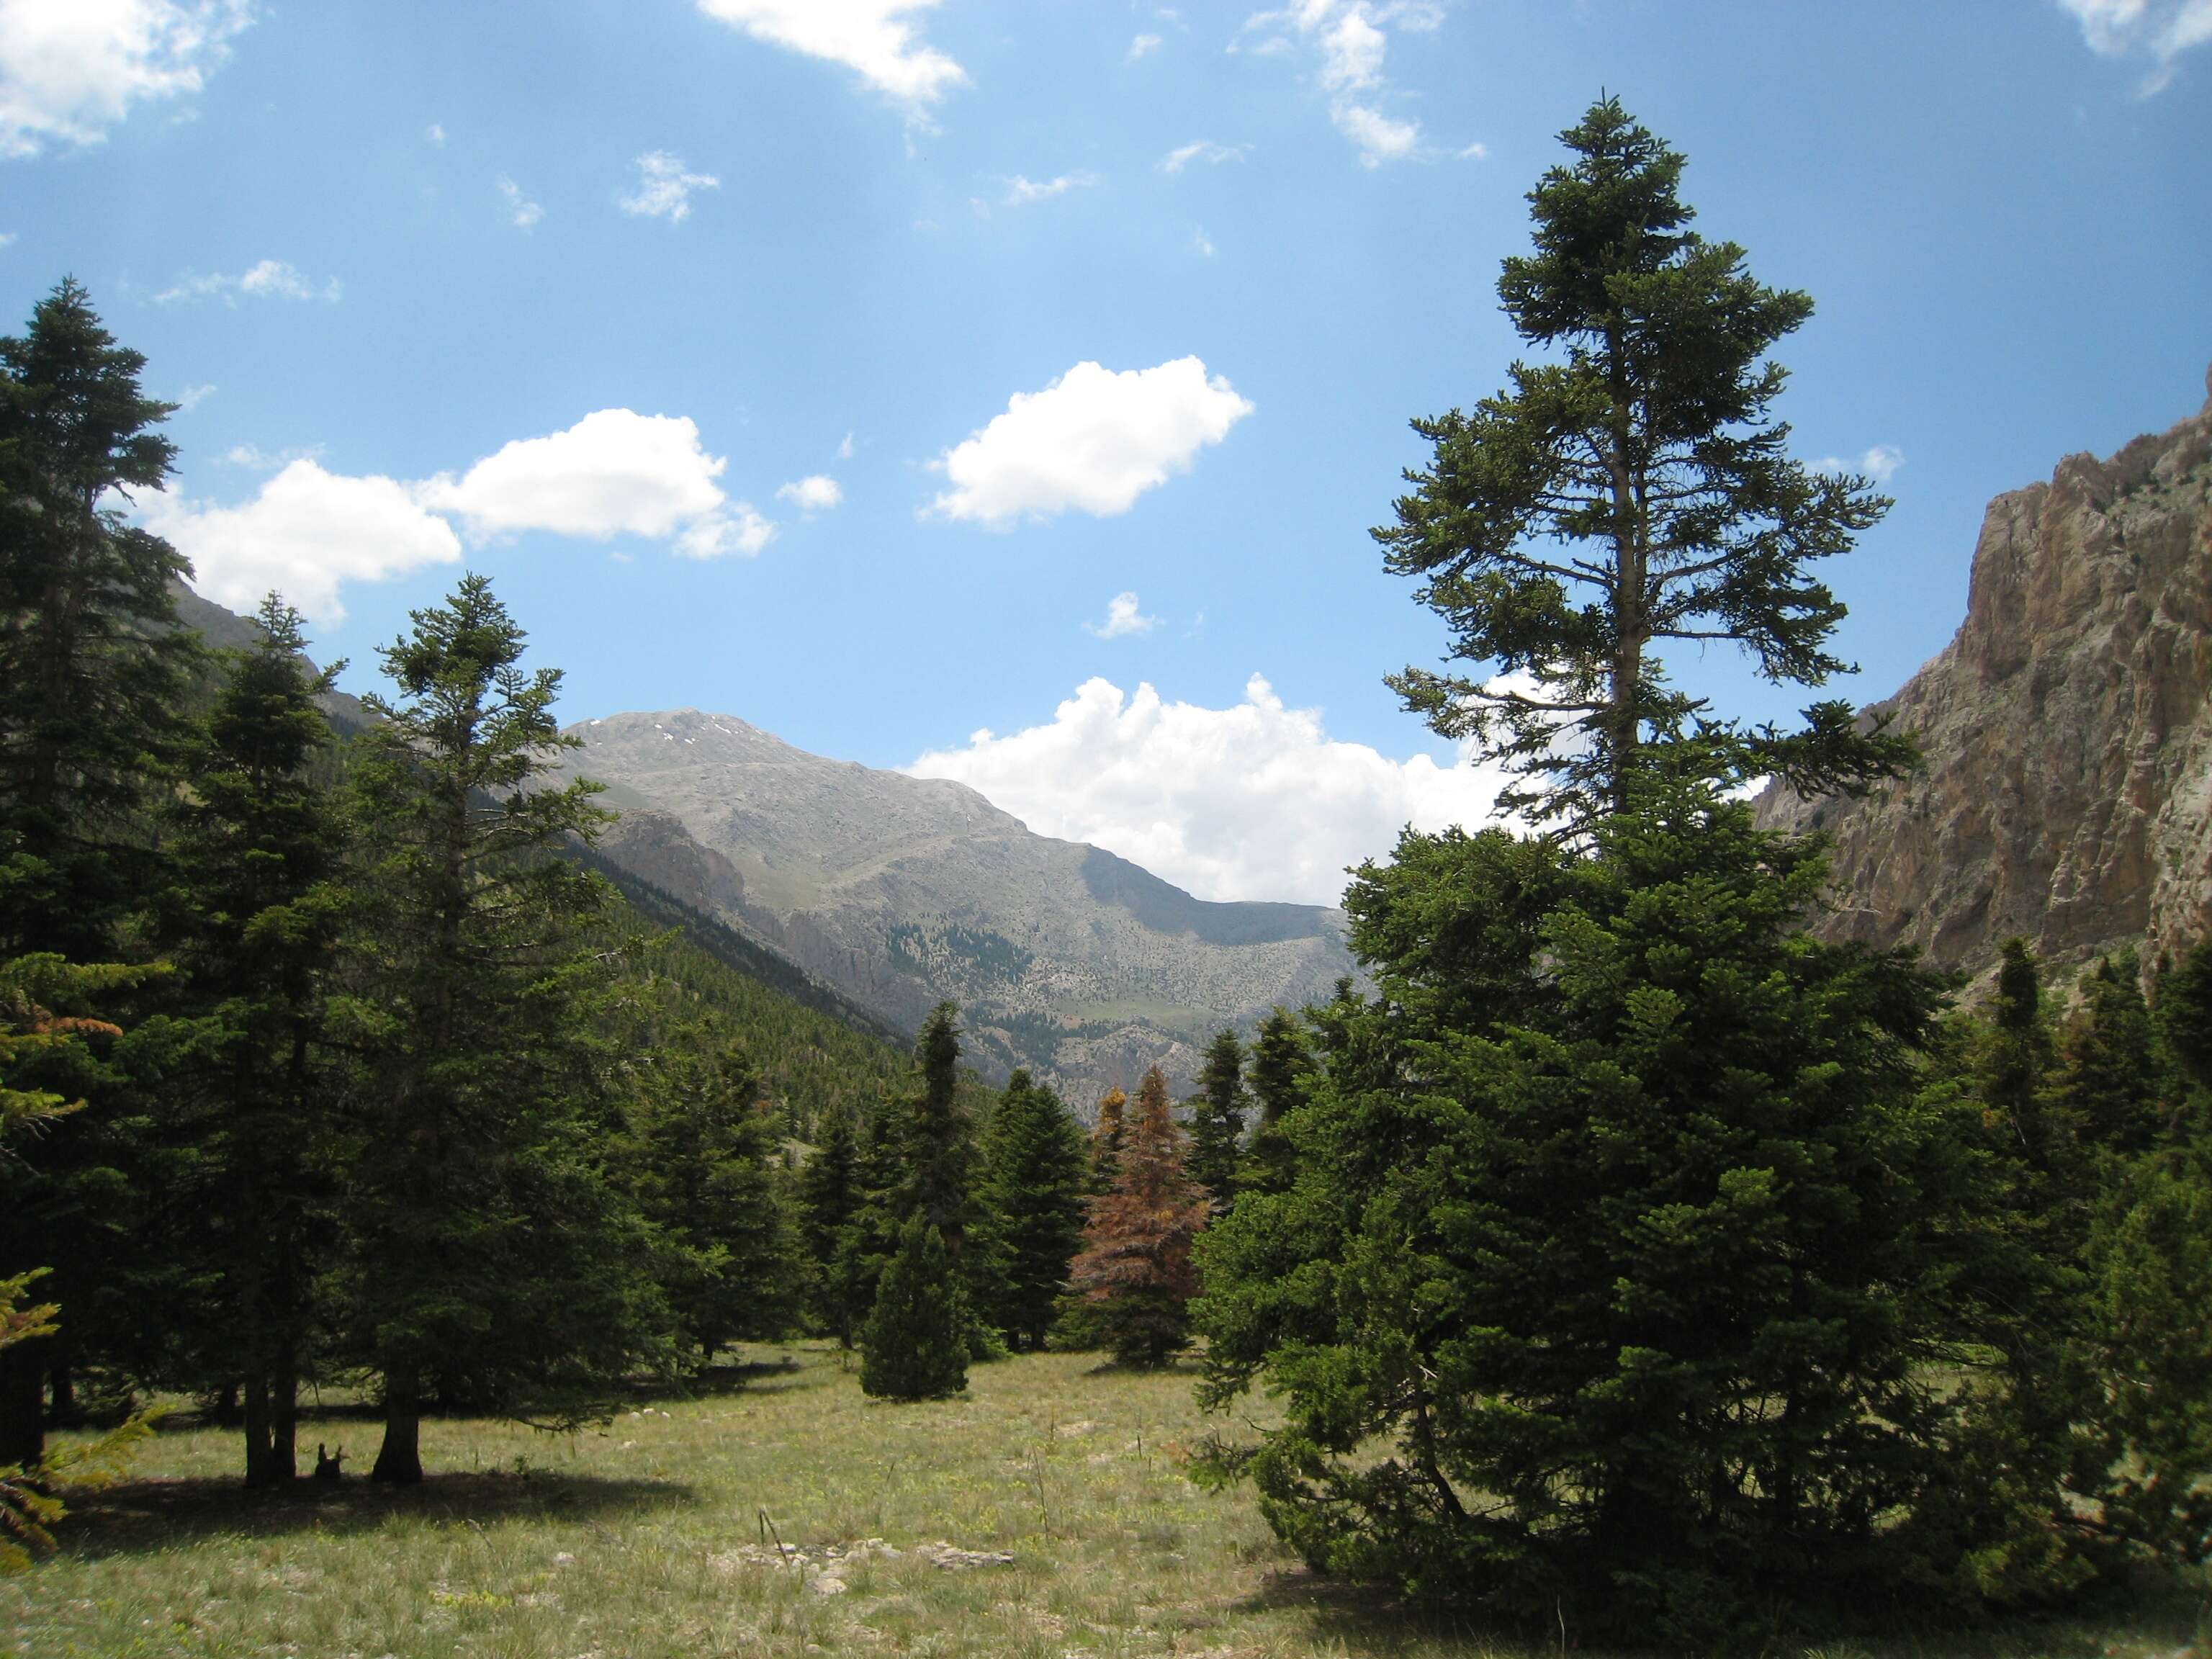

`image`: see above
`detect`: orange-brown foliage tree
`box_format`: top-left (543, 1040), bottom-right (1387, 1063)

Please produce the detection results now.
top-left (1068, 1066), bottom-right (1207, 1367)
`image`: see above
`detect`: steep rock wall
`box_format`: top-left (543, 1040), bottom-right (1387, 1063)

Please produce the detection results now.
top-left (1755, 368), bottom-right (2212, 974)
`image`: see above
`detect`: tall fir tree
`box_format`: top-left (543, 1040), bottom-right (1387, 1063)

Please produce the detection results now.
top-left (1375, 99), bottom-right (1911, 832)
top-left (1069, 1065), bottom-right (1207, 1367)
top-left (339, 575), bottom-right (670, 1483)
top-left (978, 1069), bottom-right (1087, 1350)
top-left (2052, 951), bottom-right (2164, 1157)
top-left (1184, 1030), bottom-right (1247, 1218)
top-left (163, 597), bottom-right (348, 1485)
top-left (0, 280), bottom-right (198, 1468)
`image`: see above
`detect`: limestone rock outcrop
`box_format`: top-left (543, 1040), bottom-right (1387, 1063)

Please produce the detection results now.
top-left (1755, 367), bottom-right (2212, 976)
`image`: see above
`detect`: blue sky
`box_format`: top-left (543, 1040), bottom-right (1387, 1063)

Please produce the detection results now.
top-left (4, 1), bottom-right (2208, 903)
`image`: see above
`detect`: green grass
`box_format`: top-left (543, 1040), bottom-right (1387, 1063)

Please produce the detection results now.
top-left (5, 1346), bottom-right (2206, 1659)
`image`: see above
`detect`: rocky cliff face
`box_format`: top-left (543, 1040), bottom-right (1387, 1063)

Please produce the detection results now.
top-left (1755, 368), bottom-right (2212, 976)
top-left (562, 709), bottom-right (1356, 1109)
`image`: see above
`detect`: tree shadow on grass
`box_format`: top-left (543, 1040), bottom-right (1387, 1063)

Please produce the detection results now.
top-left (53, 1469), bottom-right (695, 1561)
top-left (1231, 1562), bottom-right (2212, 1659)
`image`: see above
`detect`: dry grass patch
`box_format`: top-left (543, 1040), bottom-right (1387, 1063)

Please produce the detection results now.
top-left (2, 1344), bottom-right (2204, 1658)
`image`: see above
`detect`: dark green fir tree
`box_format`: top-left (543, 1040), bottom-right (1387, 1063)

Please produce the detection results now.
top-left (0, 280), bottom-right (199, 1469)
top-left (165, 596), bottom-right (348, 1485)
top-left (620, 1037), bottom-right (800, 1370)
top-left (979, 1069), bottom-right (1087, 1350)
top-left (796, 1107), bottom-right (868, 1345)
top-left (340, 575), bottom-right (670, 1483)
top-left (1375, 98), bottom-right (1912, 832)
top-left (859, 1213), bottom-right (966, 1401)
top-left (1185, 1030), bottom-right (1247, 1217)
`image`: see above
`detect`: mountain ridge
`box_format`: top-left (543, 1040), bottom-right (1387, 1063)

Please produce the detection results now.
top-left (559, 707), bottom-right (1357, 1107)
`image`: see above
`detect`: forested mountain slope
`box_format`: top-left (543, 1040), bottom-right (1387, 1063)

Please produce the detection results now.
top-left (1755, 367), bottom-right (2212, 974)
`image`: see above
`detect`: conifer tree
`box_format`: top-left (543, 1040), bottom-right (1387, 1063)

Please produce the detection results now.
top-left (1185, 1030), bottom-right (1246, 1217)
top-left (0, 280), bottom-right (198, 1467)
top-left (1240, 1010), bottom-right (1310, 1196)
top-left (1069, 1066), bottom-right (1207, 1367)
top-left (1087, 1087), bottom-right (1128, 1193)
top-left (340, 575), bottom-right (670, 1484)
top-left (620, 1038), bottom-right (799, 1368)
top-left (164, 597), bottom-right (347, 1485)
top-left (1196, 783), bottom-right (2024, 1639)
top-left (796, 1107), bottom-right (867, 1344)
top-left (979, 1069), bottom-right (1087, 1350)
top-left (1375, 98), bottom-right (1912, 832)
top-left (1984, 938), bottom-right (2061, 1178)
top-left (859, 1214), bottom-right (966, 1401)
top-left (2052, 952), bottom-right (2163, 1156)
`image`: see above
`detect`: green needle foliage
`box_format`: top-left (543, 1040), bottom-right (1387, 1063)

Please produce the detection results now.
top-left (163, 596), bottom-right (349, 1486)
top-left (1184, 1030), bottom-right (1247, 1218)
top-left (617, 1037), bottom-right (801, 1371)
top-left (1376, 98), bottom-right (1912, 832)
top-left (979, 1069), bottom-right (1087, 1351)
top-left (860, 1213), bottom-right (966, 1401)
top-left (0, 280), bottom-right (199, 1468)
top-left (796, 1106), bottom-right (868, 1346)
top-left (1195, 778), bottom-right (2028, 1642)
top-left (1240, 1008), bottom-right (1311, 1197)
top-left (339, 574), bottom-right (671, 1484)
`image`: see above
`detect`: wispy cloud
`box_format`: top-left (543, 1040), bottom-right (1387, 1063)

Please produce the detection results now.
top-left (1158, 138), bottom-right (1249, 174)
top-left (1128, 33), bottom-right (1162, 61)
top-left (1238, 1), bottom-right (1446, 165)
top-left (1084, 591), bottom-right (1161, 639)
top-left (155, 259), bottom-right (341, 306)
top-left (498, 176), bottom-right (544, 229)
top-left (2058, 0), bottom-right (2212, 90)
top-left (619, 150), bottom-right (720, 222)
top-left (1814, 444), bottom-right (1905, 483)
top-left (1004, 171), bottom-right (1097, 205)
top-left (693, 1), bottom-right (966, 110)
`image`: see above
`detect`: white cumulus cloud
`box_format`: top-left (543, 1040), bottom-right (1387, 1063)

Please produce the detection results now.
top-left (0, 0), bottom-right (251, 158)
top-left (693, 0), bottom-right (965, 107)
top-left (414, 408), bottom-right (768, 560)
top-left (620, 150), bottom-right (719, 222)
top-left (143, 408), bottom-right (781, 621)
top-left (1085, 591), bottom-right (1159, 639)
top-left (2059, 0), bottom-right (2212, 86)
top-left (908, 674), bottom-right (1513, 904)
top-left (1128, 32), bottom-right (1162, 61)
top-left (928, 356), bottom-right (1254, 528)
top-left (777, 474), bottom-right (843, 511)
top-left (142, 459), bottom-right (463, 626)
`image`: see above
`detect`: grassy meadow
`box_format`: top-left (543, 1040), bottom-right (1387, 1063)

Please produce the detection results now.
top-left (4, 1345), bottom-right (2206, 1659)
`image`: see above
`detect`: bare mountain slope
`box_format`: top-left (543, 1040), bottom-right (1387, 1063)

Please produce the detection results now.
top-left (1755, 367), bottom-right (2212, 976)
top-left (562, 709), bottom-right (1354, 1106)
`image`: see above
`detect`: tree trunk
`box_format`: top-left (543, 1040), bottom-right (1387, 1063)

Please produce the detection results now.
top-left (369, 1371), bottom-right (423, 1485)
top-left (242, 1373), bottom-right (276, 1488)
top-left (0, 1342), bottom-right (45, 1468)
top-left (47, 1359), bottom-right (74, 1425)
top-left (271, 1345), bottom-right (299, 1482)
